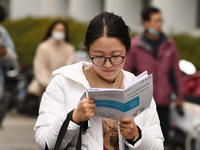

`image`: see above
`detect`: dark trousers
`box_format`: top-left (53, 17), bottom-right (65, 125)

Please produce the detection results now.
top-left (0, 98), bottom-right (6, 127)
top-left (157, 106), bottom-right (170, 144)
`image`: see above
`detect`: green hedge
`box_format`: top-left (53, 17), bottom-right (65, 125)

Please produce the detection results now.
top-left (3, 18), bottom-right (200, 71)
top-left (3, 17), bottom-right (88, 67)
top-left (171, 34), bottom-right (200, 71)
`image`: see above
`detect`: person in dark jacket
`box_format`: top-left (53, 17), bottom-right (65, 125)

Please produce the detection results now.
top-left (124, 6), bottom-right (184, 145)
top-left (0, 3), bottom-right (19, 127)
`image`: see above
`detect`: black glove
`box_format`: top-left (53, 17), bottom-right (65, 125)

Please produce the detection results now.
top-left (175, 105), bottom-right (184, 116)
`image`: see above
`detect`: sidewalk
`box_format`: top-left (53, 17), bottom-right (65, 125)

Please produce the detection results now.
top-left (0, 110), bottom-right (185, 150)
top-left (0, 110), bottom-right (39, 150)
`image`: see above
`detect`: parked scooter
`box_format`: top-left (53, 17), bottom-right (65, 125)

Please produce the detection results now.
top-left (4, 64), bottom-right (39, 116)
top-left (168, 59), bottom-right (200, 150)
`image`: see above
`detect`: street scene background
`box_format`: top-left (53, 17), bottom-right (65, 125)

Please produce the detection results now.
top-left (0, 0), bottom-right (200, 150)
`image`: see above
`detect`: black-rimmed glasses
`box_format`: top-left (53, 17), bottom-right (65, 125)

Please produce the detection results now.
top-left (90, 56), bottom-right (125, 65)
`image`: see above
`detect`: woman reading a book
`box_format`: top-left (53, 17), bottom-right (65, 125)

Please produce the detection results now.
top-left (34, 12), bottom-right (164, 150)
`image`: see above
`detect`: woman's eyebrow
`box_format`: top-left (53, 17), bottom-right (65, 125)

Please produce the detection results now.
top-left (93, 51), bottom-right (104, 54)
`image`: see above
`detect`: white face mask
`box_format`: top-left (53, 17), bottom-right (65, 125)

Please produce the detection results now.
top-left (52, 31), bottom-right (65, 41)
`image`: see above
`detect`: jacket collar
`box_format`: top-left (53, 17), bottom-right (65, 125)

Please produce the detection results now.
top-left (52, 61), bottom-right (91, 89)
top-left (136, 31), bottom-right (167, 52)
top-left (51, 61), bottom-right (135, 89)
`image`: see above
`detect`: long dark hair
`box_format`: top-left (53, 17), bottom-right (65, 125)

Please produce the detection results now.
top-left (0, 3), bottom-right (6, 23)
top-left (43, 20), bottom-right (69, 42)
top-left (84, 12), bottom-right (131, 53)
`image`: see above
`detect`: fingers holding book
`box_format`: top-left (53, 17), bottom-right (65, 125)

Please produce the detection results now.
top-left (73, 97), bottom-right (96, 124)
top-left (119, 117), bottom-right (138, 140)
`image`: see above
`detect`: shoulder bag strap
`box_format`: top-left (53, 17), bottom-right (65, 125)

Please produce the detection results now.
top-left (45, 110), bottom-right (82, 150)
top-left (45, 92), bottom-right (89, 150)
top-left (54, 110), bottom-right (74, 150)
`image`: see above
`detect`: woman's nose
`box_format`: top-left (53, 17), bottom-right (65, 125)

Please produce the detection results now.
top-left (103, 58), bottom-right (112, 68)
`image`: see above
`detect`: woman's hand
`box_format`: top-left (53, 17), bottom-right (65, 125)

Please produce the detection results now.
top-left (72, 97), bottom-right (96, 124)
top-left (119, 117), bottom-right (138, 140)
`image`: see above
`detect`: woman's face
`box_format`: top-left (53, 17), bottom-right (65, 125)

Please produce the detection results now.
top-left (51, 23), bottom-right (66, 41)
top-left (52, 23), bottom-right (66, 32)
top-left (89, 37), bottom-right (126, 83)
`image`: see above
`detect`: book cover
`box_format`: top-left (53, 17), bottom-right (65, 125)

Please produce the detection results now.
top-left (88, 71), bottom-right (153, 121)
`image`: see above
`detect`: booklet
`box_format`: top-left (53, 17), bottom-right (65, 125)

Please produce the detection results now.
top-left (87, 71), bottom-right (153, 121)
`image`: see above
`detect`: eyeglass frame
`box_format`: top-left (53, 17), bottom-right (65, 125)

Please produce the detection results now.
top-left (90, 55), bottom-right (126, 66)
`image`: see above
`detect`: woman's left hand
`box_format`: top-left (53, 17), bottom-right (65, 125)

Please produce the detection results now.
top-left (119, 117), bottom-right (138, 140)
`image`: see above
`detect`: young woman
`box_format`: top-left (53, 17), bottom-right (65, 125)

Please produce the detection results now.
top-left (27, 20), bottom-right (75, 98)
top-left (34, 12), bottom-right (164, 150)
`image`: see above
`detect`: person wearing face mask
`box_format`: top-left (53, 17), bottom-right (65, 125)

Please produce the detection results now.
top-left (26, 20), bottom-right (75, 114)
top-left (124, 7), bottom-right (184, 147)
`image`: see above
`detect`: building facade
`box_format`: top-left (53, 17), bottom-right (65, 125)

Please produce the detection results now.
top-left (1, 0), bottom-right (200, 34)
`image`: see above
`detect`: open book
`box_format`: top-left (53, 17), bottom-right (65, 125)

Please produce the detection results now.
top-left (87, 71), bottom-right (153, 121)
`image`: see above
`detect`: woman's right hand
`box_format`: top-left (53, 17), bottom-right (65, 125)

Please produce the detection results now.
top-left (72, 97), bottom-right (96, 124)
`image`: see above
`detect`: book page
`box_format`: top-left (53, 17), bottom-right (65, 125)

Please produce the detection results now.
top-left (87, 71), bottom-right (153, 121)
top-left (124, 74), bottom-right (153, 118)
top-left (88, 88), bottom-right (123, 92)
top-left (125, 71), bottom-right (148, 89)
top-left (88, 90), bottom-right (125, 121)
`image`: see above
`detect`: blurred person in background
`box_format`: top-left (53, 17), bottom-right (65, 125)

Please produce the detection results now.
top-left (124, 7), bottom-right (184, 145)
top-left (25, 20), bottom-right (75, 115)
top-left (0, 3), bottom-right (19, 127)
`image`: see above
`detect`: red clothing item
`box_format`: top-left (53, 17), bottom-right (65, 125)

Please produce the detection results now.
top-left (183, 72), bottom-right (200, 97)
top-left (124, 34), bottom-right (183, 106)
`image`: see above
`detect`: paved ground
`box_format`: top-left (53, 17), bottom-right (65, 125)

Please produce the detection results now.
top-left (0, 110), bottom-right (185, 150)
top-left (0, 110), bottom-right (39, 150)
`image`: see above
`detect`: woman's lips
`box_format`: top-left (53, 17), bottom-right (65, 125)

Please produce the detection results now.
top-left (103, 70), bottom-right (114, 73)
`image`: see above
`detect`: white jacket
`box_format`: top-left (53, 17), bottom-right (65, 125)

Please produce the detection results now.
top-left (34, 61), bottom-right (164, 150)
